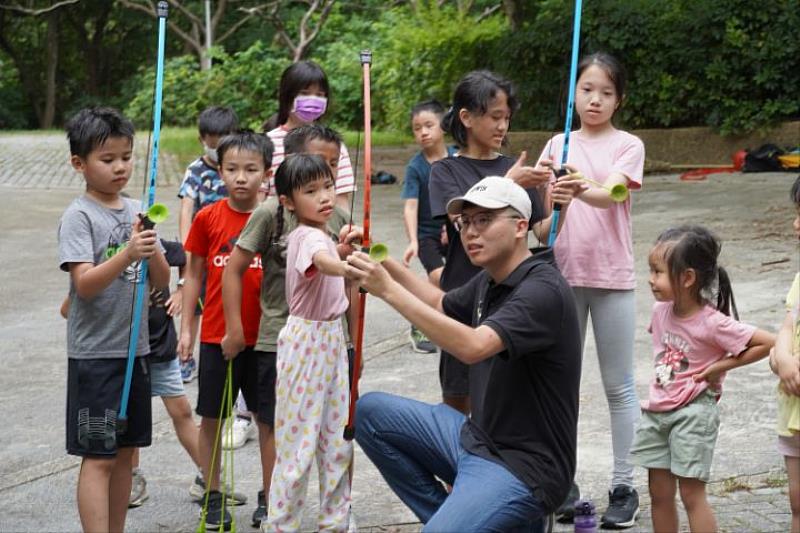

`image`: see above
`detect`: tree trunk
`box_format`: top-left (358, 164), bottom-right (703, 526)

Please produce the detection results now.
top-left (502, 0), bottom-right (524, 31)
top-left (42, 11), bottom-right (59, 128)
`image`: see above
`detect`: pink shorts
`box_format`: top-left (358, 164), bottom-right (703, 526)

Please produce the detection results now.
top-left (777, 433), bottom-right (800, 458)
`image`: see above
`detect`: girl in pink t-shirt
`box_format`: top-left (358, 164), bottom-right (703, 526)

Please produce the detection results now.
top-left (631, 225), bottom-right (774, 533)
top-left (267, 154), bottom-right (355, 532)
top-left (535, 52), bottom-right (645, 526)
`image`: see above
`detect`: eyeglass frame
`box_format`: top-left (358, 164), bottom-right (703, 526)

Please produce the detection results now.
top-left (452, 209), bottom-right (524, 233)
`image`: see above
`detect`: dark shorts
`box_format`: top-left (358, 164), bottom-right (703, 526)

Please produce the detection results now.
top-left (66, 357), bottom-right (152, 457)
top-left (418, 235), bottom-right (446, 274)
top-left (439, 350), bottom-right (470, 398)
top-left (197, 343), bottom-right (276, 426)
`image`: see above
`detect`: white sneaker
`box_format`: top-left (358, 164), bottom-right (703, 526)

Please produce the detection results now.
top-left (222, 415), bottom-right (255, 449)
top-left (348, 507), bottom-right (358, 533)
top-left (128, 468), bottom-right (149, 508)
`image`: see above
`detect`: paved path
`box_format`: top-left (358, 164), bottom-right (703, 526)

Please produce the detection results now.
top-left (0, 133), bottom-right (796, 531)
top-left (0, 132), bottom-right (181, 190)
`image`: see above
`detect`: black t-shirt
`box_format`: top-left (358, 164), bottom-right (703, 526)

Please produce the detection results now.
top-left (441, 248), bottom-right (582, 512)
top-left (428, 154), bottom-right (545, 291)
top-left (148, 240), bottom-right (186, 364)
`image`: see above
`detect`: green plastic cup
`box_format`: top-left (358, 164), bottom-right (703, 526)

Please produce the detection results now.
top-left (147, 203), bottom-right (170, 224)
top-left (368, 243), bottom-right (389, 262)
top-left (609, 184), bottom-right (629, 202)
top-left (141, 202), bottom-right (169, 229)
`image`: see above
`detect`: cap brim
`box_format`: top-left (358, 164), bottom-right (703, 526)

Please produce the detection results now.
top-left (446, 196), bottom-right (510, 216)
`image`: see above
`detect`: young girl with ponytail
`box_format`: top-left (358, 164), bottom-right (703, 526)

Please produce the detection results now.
top-left (630, 224), bottom-right (775, 532)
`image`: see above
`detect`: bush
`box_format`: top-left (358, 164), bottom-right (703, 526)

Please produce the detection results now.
top-left (0, 56), bottom-right (33, 129)
top-left (121, 0), bottom-right (799, 137)
top-left (372, 3), bottom-right (505, 131)
top-left (495, 0), bottom-right (800, 135)
top-left (123, 42), bottom-right (290, 130)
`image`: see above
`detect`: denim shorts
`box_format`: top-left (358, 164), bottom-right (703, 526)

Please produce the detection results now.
top-left (630, 390), bottom-right (720, 481)
top-left (150, 358), bottom-right (185, 398)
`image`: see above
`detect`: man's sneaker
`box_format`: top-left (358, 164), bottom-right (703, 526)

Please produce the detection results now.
top-left (181, 357), bottom-right (196, 383)
top-left (409, 326), bottom-right (436, 353)
top-left (200, 490), bottom-right (232, 531)
top-left (251, 489), bottom-right (267, 527)
top-left (601, 485), bottom-right (639, 529)
top-left (190, 475), bottom-right (248, 506)
top-left (222, 415), bottom-right (256, 449)
top-left (555, 481), bottom-right (580, 523)
top-left (128, 468), bottom-right (149, 508)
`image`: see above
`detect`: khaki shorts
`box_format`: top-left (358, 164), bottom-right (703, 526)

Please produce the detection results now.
top-left (630, 390), bottom-right (720, 481)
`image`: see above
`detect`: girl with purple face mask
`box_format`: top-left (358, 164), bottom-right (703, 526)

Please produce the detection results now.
top-left (262, 60), bottom-right (356, 209)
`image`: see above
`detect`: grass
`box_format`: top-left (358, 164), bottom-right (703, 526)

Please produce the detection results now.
top-left (0, 128), bottom-right (63, 136)
top-left (160, 127), bottom-right (203, 168)
top-left (159, 127), bottom-right (413, 169)
top-left (721, 476), bottom-right (752, 493)
top-left (762, 472), bottom-right (788, 488)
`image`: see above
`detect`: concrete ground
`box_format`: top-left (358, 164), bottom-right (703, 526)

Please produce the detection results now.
top-left (0, 133), bottom-right (796, 532)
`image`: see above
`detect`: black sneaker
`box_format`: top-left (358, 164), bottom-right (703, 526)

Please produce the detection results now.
top-left (555, 482), bottom-right (580, 523)
top-left (251, 489), bottom-right (267, 527)
top-left (200, 490), bottom-right (232, 531)
top-left (601, 485), bottom-right (639, 529)
top-left (409, 326), bottom-right (436, 353)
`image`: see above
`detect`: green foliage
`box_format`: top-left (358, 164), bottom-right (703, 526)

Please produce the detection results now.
top-left (0, 0), bottom-right (797, 137)
top-left (495, 0), bottom-right (800, 135)
top-left (123, 42), bottom-right (290, 130)
top-left (0, 57), bottom-right (31, 129)
top-left (373, 2), bottom-right (505, 130)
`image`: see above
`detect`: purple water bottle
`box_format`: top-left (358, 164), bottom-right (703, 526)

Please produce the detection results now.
top-left (574, 499), bottom-right (597, 533)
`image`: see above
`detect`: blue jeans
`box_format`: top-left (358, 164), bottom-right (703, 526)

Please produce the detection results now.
top-left (355, 392), bottom-right (547, 532)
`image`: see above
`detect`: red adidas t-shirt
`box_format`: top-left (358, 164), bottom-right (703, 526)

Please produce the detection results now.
top-left (184, 200), bottom-right (262, 345)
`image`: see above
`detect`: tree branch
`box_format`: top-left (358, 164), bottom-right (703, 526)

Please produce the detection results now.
top-left (476, 3), bottom-right (501, 23)
top-left (118, 0), bottom-right (158, 18)
top-left (0, 0), bottom-right (79, 16)
top-left (217, 10), bottom-right (257, 44)
top-left (211, 0), bottom-right (228, 30)
top-left (166, 0), bottom-right (202, 27)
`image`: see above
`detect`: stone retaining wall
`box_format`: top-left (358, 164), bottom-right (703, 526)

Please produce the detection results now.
top-left (373, 121), bottom-right (798, 174)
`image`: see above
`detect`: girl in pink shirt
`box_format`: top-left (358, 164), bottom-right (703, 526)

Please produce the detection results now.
top-left (631, 225), bottom-right (774, 533)
top-left (535, 52), bottom-right (645, 527)
top-left (267, 153), bottom-right (355, 532)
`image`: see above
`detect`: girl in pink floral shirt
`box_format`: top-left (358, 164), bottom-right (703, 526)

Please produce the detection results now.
top-left (631, 225), bottom-right (774, 532)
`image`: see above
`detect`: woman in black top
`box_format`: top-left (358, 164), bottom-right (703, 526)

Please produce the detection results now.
top-left (429, 70), bottom-right (582, 413)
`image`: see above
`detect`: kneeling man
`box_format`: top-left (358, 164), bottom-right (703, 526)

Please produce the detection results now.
top-left (346, 176), bottom-right (582, 532)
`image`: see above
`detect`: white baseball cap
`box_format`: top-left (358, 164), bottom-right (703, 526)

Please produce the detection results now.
top-left (446, 176), bottom-right (532, 220)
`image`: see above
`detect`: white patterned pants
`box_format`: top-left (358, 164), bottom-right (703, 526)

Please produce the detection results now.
top-left (266, 316), bottom-right (352, 532)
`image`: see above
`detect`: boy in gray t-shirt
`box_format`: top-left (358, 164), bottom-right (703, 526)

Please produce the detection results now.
top-left (58, 107), bottom-right (169, 533)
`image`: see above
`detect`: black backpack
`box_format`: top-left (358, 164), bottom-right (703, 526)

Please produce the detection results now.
top-left (370, 170), bottom-right (398, 184)
top-left (743, 144), bottom-right (785, 172)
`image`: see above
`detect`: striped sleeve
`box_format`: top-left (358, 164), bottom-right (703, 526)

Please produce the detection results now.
top-left (335, 142), bottom-right (356, 194)
top-left (266, 128), bottom-right (287, 197)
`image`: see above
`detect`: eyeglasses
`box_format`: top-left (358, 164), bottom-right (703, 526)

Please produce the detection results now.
top-left (453, 212), bottom-right (521, 233)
